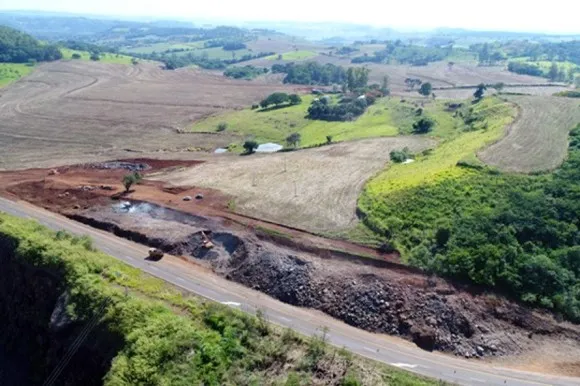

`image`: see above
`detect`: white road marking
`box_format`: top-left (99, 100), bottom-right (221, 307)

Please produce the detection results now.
top-left (278, 316), bottom-right (293, 323)
top-left (363, 347), bottom-right (376, 353)
top-left (390, 363), bottom-right (418, 369)
top-left (469, 377), bottom-right (487, 383)
top-left (221, 301), bottom-right (241, 307)
top-left (149, 265), bottom-right (160, 271)
top-left (176, 277), bottom-right (186, 282)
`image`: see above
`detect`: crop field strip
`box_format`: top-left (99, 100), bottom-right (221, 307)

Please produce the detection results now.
top-left (479, 95), bottom-right (580, 172)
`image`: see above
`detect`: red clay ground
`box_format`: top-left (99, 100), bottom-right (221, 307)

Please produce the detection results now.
top-left (0, 159), bottom-right (398, 264)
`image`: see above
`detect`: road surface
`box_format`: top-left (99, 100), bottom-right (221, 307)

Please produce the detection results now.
top-left (1, 196), bottom-right (578, 386)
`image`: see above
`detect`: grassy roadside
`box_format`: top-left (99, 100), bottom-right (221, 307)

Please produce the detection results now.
top-left (0, 212), bottom-right (444, 386)
top-left (0, 63), bottom-right (35, 87)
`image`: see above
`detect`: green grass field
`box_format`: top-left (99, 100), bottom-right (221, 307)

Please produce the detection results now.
top-left (190, 95), bottom-right (473, 148)
top-left (361, 97), bottom-right (516, 196)
top-left (0, 63), bottom-right (34, 87)
top-left (266, 50), bottom-right (318, 61)
top-left (60, 48), bottom-right (135, 65)
top-left (123, 41), bottom-right (207, 54)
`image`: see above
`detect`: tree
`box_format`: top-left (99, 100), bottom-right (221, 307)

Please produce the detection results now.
top-left (346, 68), bottom-right (356, 92)
top-left (71, 53), bottom-right (82, 59)
top-left (473, 83), bottom-right (487, 101)
top-left (381, 75), bottom-right (390, 93)
top-left (419, 82), bottom-right (433, 97)
top-left (122, 172), bottom-right (142, 193)
top-left (260, 92), bottom-right (290, 108)
top-left (405, 78), bottom-right (422, 90)
top-left (575, 75), bottom-right (580, 89)
top-left (548, 62), bottom-right (559, 82)
top-left (131, 58), bottom-right (139, 65)
top-left (243, 140), bottom-right (259, 154)
top-left (90, 52), bottom-right (100, 61)
top-left (412, 118), bottom-right (435, 134)
top-left (491, 82), bottom-right (505, 92)
top-left (288, 94), bottom-right (302, 105)
top-left (286, 133), bottom-right (301, 148)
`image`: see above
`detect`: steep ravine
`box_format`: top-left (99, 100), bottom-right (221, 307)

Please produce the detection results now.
top-left (0, 235), bottom-right (122, 386)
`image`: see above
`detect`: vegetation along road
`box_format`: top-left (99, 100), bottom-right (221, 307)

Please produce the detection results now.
top-left (1, 196), bottom-right (579, 386)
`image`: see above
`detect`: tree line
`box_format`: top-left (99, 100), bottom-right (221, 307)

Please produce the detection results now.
top-left (131, 50), bottom-right (274, 70)
top-left (0, 25), bottom-right (62, 63)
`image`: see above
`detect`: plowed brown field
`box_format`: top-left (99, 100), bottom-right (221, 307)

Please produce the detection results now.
top-left (0, 61), bottom-right (295, 170)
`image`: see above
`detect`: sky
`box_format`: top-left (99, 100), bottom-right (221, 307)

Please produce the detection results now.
top-left (1, 0), bottom-right (579, 34)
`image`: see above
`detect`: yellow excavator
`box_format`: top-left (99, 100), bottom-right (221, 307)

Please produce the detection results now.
top-left (200, 231), bottom-right (214, 249)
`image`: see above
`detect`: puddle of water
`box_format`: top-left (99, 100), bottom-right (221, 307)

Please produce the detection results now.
top-left (214, 148), bottom-right (228, 154)
top-left (256, 143), bottom-right (283, 153)
top-left (111, 200), bottom-right (206, 224)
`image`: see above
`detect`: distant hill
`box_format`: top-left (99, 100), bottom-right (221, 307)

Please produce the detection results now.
top-left (0, 25), bottom-right (62, 63)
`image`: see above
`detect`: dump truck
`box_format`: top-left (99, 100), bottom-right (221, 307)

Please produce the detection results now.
top-left (148, 248), bottom-right (164, 259)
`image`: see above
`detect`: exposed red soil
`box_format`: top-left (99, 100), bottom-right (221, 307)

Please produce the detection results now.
top-left (0, 158), bottom-right (398, 265)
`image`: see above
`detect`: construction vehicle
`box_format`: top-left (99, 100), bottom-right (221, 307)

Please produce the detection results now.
top-left (148, 248), bottom-right (164, 259)
top-left (200, 231), bottom-right (214, 249)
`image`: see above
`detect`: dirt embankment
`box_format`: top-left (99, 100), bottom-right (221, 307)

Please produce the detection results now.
top-left (68, 201), bottom-right (580, 362)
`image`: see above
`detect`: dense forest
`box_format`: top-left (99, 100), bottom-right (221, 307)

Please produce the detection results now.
top-left (361, 124), bottom-right (580, 322)
top-left (0, 25), bottom-right (62, 63)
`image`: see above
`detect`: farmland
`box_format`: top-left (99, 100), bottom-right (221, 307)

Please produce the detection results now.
top-left (157, 137), bottom-right (434, 232)
top-left (478, 95), bottom-right (580, 172)
top-left (0, 60), bottom-right (294, 169)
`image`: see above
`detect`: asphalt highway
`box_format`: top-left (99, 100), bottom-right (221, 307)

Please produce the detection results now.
top-left (1, 196), bottom-right (578, 386)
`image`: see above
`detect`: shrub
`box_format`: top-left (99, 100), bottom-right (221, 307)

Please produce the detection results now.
top-left (243, 140), bottom-right (259, 154)
top-left (122, 172), bottom-right (142, 192)
top-left (390, 147), bottom-right (412, 163)
top-left (412, 118), bottom-right (435, 134)
top-left (289, 94), bottom-right (302, 105)
top-left (71, 53), bottom-right (82, 59)
top-left (217, 122), bottom-right (228, 132)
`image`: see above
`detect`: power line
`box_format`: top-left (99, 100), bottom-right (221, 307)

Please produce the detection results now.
top-left (43, 298), bottom-right (110, 386)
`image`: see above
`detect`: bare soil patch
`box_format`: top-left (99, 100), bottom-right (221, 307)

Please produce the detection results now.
top-left (0, 61), bottom-right (296, 170)
top-left (155, 137), bottom-right (435, 233)
top-left (479, 95), bottom-right (580, 172)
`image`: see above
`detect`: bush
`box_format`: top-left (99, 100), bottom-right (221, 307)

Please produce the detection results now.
top-left (217, 122), bottom-right (228, 132)
top-left (390, 147), bottom-right (412, 163)
top-left (243, 140), bottom-right (259, 154)
top-left (289, 94), bottom-right (302, 105)
top-left (412, 118), bottom-right (435, 134)
top-left (71, 53), bottom-right (82, 59)
top-left (90, 52), bottom-right (100, 61)
top-left (122, 172), bottom-right (142, 192)
top-left (260, 92), bottom-right (290, 108)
